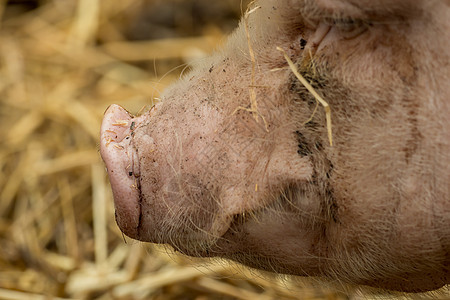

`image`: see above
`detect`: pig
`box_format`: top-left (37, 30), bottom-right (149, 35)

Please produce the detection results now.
top-left (100, 0), bottom-right (450, 293)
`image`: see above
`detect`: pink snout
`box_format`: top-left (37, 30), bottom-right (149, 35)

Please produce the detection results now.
top-left (100, 104), bottom-right (144, 237)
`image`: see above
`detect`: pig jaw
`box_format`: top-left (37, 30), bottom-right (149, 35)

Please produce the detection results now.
top-left (100, 104), bottom-right (150, 238)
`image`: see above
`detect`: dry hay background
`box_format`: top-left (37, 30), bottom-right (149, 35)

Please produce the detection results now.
top-left (0, 0), bottom-right (442, 299)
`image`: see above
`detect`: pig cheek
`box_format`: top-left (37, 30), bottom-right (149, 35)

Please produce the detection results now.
top-left (213, 209), bottom-right (325, 276)
top-left (168, 177), bottom-right (225, 251)
top-left (137, 156), bottom-right (228, 248)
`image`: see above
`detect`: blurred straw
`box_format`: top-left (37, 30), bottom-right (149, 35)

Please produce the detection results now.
top-left (92, 163), bottom-right (108, 267)
top-left (102, 35), bottom-right (221, 62)
top-left (0, 0), bottom-right (6, 29)
top-left (69, 0), bottom-right (99, 48)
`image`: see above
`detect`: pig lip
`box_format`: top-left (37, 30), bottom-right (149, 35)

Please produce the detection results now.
top-left (100, 104), bottom-right (144, 238)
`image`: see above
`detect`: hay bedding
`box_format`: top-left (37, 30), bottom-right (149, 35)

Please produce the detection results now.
top-left (0, 0), bottom-right (358, 299)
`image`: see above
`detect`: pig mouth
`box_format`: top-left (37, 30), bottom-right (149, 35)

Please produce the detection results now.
top-left (100, 104), bottom-right (149, 238)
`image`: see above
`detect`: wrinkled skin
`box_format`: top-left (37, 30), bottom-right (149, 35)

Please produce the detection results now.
top-left (100, 0), bottom-right (450, 292)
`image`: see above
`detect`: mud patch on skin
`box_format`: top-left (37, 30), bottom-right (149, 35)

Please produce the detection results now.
top-left (394, 58), bottom-right (422, 164)
top-left (296, 131), bottom-right (313, 156)
top-left (289, 56), bottom-right (339, 224)
top-left (385, 33), bottom-right (423, 163)
top-left (402, 102), bottom-right (423, 164)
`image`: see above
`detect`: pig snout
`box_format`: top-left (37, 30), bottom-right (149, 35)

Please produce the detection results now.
top-left (100, 104), bottom-right (153, 237)
top-left (100, 0), bottom-right (450, 293)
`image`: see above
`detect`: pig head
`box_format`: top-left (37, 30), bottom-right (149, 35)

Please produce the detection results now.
top-left (100, 0), bottom-right (450, 292)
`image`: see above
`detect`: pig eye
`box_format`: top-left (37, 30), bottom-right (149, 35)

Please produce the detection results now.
top-left (327, 17), bottom-right (370, 39)
top-left (300, 38), bottom-right (308, 50)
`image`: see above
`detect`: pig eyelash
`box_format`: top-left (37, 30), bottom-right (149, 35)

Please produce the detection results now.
top-left (325, 17), bottom-right (371, 39)
top-left (301, 4), bottom-right (371, 39)
top-left (327, 17), bottom-right (359, 30)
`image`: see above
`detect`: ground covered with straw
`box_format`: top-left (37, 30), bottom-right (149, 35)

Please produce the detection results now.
top-left (0, 1), bottom-right (445, 299)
